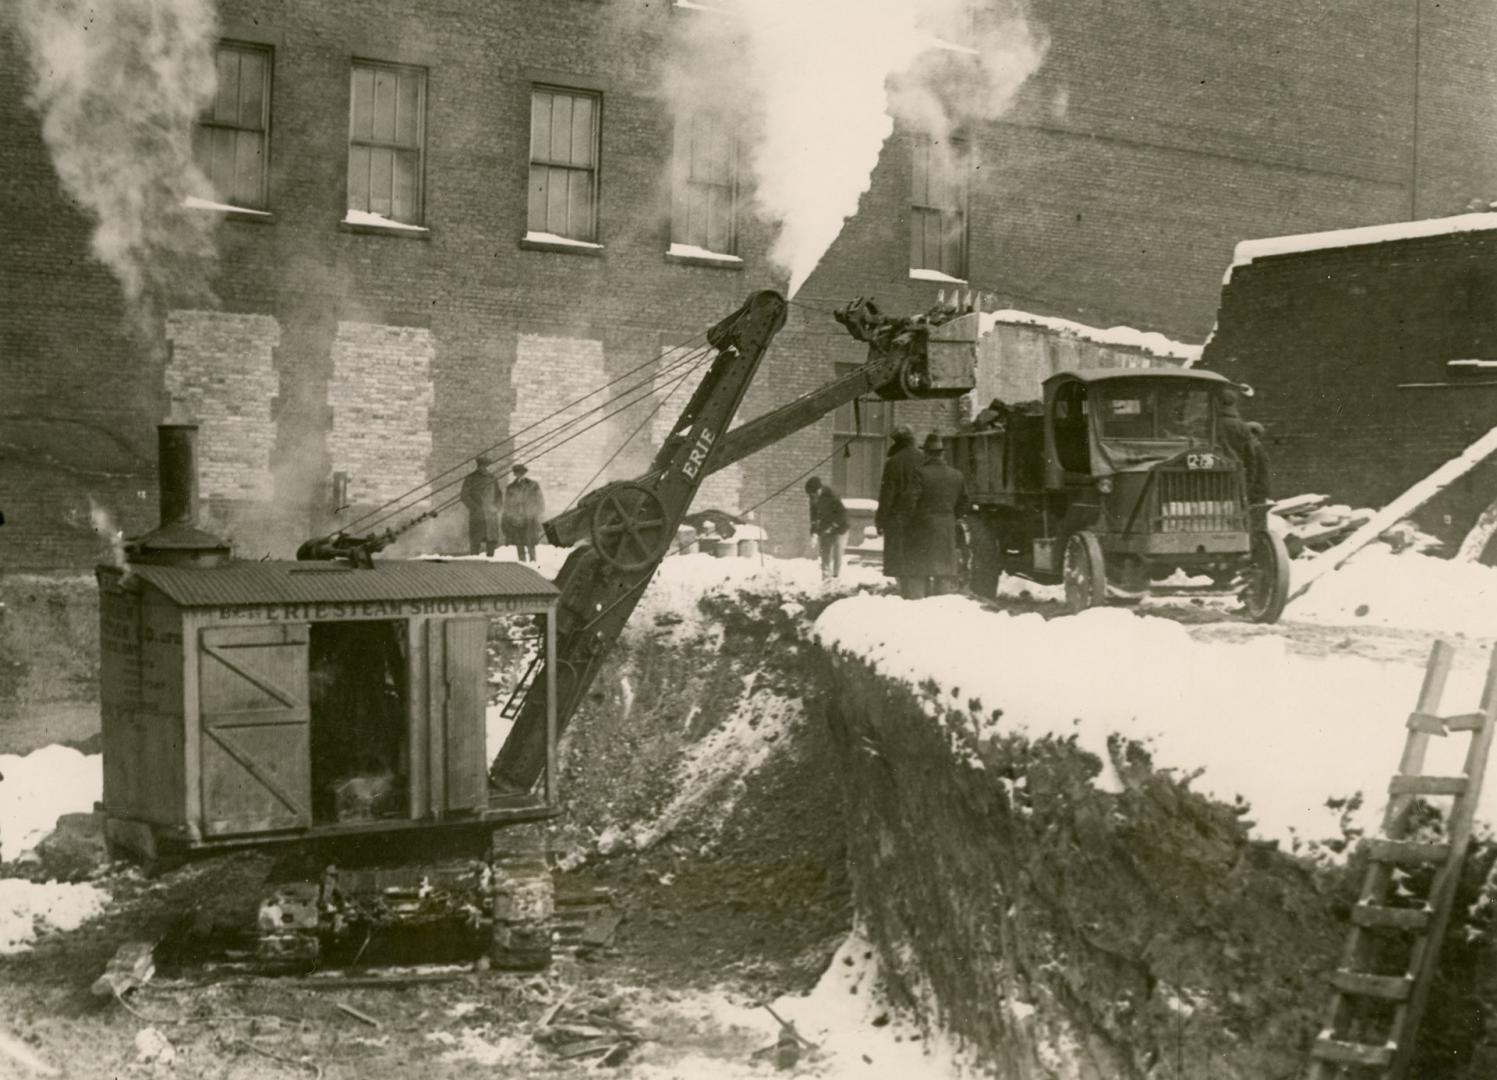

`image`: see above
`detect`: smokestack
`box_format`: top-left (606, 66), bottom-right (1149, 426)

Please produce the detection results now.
top-left (126, 421), bottom-right (232, 567)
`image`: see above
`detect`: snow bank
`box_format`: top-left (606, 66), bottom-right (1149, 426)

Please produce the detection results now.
top-left (0, 879), bottom-right (108, 955)
top-left (1288, 547), bottom-right (1497, 638)
top-left (978, 309), bottom-right (1203, 363)
top-left (1, 745), bottom-right (101, 861)
top-left (814, 596), bottom-right (1493, 851)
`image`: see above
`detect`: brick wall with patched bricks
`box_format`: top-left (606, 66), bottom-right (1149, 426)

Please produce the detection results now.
top-left (509, 333), bottom-right (611, 518)
top-left (164, 310), bottom-right (280, 504)
top-left (326, 322), bottom-right (436, 508)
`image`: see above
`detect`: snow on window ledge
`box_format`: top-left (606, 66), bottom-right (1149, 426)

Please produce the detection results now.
top-left (666, 242), bottom-right (742, 268)
top-left (340, 209), bottom-right (430, 236)
top-left (521, 231), bottom-right (604, 254)
top-left (909, 267), bottom-right (968, 284)
top-left (183, 195), bottom-right (272, 220)
top-left (673, 0), bottom-right (739, 13)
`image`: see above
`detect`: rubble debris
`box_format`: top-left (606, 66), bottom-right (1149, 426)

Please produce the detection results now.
top-left (334, 1002), bottom-right (380, 1028)
top-left (532, 988), bottom-right (644, 1067)
top-left (133, 1026), bottom-right (175, 1066)
top-left (30, 810), bottom-right (107, 882)
top-left (91, 940), bottom-right (156, 998)
top-left (0, 1030), bottom-right (58, 1077)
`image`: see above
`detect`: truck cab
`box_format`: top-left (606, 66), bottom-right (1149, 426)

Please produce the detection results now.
top-left (953, 367), bottom-right (1289, 621)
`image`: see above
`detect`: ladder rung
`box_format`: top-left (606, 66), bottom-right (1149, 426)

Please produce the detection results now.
top-left (1365, 838), bottom-right (1451, 864)
top-left (1406, 711), bottom-right (1450, 735)
top-left (1330, 969), bottom-right (1412, 1001)
top-left (1352, 904), bottom-right (1432, 931)
top-left (1311, 1037), bottom-right (1393, 1067)
top-left (1443, 711), bottom-right (1488, 732)
top-left (1388, 774), bottom-right (1469, 796)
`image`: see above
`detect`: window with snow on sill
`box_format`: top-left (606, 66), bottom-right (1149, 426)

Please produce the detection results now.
top-left (524, 230), bottom-right (603, 250)
top-left (910, 267), bottom-right (968, 284)
top-left (343, 209), bottom-right (429, 232)
top-left (184, 195), bottom-right (270, 216)
top-left (668, 242), bottom-right (741, 263)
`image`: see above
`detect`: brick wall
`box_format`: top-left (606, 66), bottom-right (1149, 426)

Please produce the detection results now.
top-left (164, 310), bottom-right (279, 502)
top-left (326, 321), bottom-right (436, 507)
top-left (510, 333), bottom-right (610, 515)
top-left (1201, 222), bottom-right (1497, 540)
top-left (5, 1), bottom-right (1497, 569)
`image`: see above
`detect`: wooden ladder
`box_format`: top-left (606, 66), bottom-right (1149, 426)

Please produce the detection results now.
top-left (1307, 640), bottom-right (1497, 1079)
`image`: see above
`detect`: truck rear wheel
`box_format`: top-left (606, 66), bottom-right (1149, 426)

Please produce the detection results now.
top-left (1243, 528), bottom-right (1291, 623)
top-left (1063, 531), bottom-right (1107, 614)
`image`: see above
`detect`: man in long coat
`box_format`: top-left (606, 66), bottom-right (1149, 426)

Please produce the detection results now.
top-left (906, 432), bottom-right (968, 598)
top-left (460, 452), bottom-right (503, 556)
top-left (502, 463), bottom-right (546, 562)
top-left (875, 425), bottom-right (923, 597)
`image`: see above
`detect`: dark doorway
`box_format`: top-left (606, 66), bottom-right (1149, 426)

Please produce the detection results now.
top-left (308, 621), bottom-right (409, 825)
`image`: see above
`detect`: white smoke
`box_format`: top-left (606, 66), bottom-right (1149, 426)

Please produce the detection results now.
top-left (10, 0), bottom-right (221, 306)
top-left (89, 497), bottom-right (128, 570)
top-left (662, 0), bottom-right (1046, 295)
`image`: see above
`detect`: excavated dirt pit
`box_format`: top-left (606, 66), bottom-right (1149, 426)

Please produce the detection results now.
top-left (1, 556), bottom-right (1495, 1078)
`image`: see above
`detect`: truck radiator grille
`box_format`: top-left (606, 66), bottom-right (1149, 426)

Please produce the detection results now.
top-left (1155, 470), bottom-right (1243, 532)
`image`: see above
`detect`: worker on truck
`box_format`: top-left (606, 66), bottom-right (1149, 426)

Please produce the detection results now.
top-left (875, 425), bottom-right (923, 597)
top-left (1217, 387), bottom-right (1271, 524)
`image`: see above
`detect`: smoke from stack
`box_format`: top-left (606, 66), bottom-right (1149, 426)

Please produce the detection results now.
top-left (9, 0), bottom-right (222, 309)
top-left (659, 0), bottom-right (1046, 296)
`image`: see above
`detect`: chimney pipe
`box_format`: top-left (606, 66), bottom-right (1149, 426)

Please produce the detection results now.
top-left (124, 421), bottom-right (232, 567)
top-left (158, 423), bottom-right (200, 530)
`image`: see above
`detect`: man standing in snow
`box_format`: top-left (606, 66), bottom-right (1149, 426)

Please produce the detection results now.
top-left (804, 476), bottom-right (849, 580)
top-left (906, 433), bottom-right (968, 599)
top-left (502, 463), bottom-right (546, 562)
top-left (875, 424), bottom-right (923, 597)
top-left (460, 452), bottom-right (503, 557)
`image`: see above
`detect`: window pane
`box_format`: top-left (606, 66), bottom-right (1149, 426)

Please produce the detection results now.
top-left (528, 165), bottom-right (549, 231)
top-left (550, 93), bottom-right (573, 165)
top-left (215, 48), bottom-right (240, 124)
top-left (686, 184), bottom-right (708, 248)
top-left (237, 49), bottom-right (265, 128)
top-left (350, 66), bottom-right (374, 141)
top-left (372, 68), bottom-right (396, 143)
top-left (368, 146), bottom-right (394, 215)
top-left (545, 165), bottom-right (568, 232)
top-left (567, 169), bottom-right (593, 240)
top-left (392, 150), bottom-right (417, 223)
top-left (348, 144), bottom-right (370, 211)
top-left (530, 91), bottom-right (552, 160)
top-left (570, 95), bottom-right (594, 166)
top-left (211, 126), bottom-right (237, 199)
top-left (395, 70), bottom-right (420, 147)
top-left (911, 139), bottom-right (929, 203)
top-left (706, 186), bottom-right (730, 253)
top-left (192, 124), bottom-right (211, 178)
top-left (943, 210), bottom-right (966, 277)
top-left (233, 129), bottom-right (262, 206)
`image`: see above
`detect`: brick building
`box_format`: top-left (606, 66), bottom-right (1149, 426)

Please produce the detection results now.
top-left (1204, 216), bottom-right (1497, 543)
top-left (4, 0), bottom-right (1496, 570)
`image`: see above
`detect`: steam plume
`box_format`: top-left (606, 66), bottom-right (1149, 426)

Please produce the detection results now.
top-left (664, 0), bottom-right (1046, 295)
top-left (10, 0), bottom-right (221, 306)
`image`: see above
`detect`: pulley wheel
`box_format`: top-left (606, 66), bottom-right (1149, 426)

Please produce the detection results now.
top-left (590, 482), bottom-right (671, 572)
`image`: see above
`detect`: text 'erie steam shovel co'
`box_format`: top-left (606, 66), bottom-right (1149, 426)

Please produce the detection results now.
top-left (91, 289), bottom-right (1285, 983)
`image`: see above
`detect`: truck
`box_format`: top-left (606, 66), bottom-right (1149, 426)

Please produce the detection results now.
top-left (948, 366), bottom-right (1292, 621)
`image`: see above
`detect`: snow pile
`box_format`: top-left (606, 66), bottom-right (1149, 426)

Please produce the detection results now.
top-left (1288, 547), bottom-right (1497, 638)
top-left (979, 309), bottom-right (1203, 363)
top-left (0, 879), bottom-right (108, 954)
top-left (815, 596), bottom-right (1493, 851)
top-left (1, 744), bottom-right (102, 861)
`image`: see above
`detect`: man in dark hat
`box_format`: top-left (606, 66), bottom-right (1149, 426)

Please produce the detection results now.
top-left (502, 463), bottom-right (546, 562)
top-left (906, 432), bottom-right (968, 598)
top-left (460, 452), bottom-right (503, 556)
top-left (875, 424), bottom-right (923, 597)
top-left (804, 476), bottom-right (849, 580)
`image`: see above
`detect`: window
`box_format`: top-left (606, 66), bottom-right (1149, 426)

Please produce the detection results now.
top-left (672, 112), bottom-right (737, 255)
top-left (193, 42), bottom-right (271, 210)
top-left (832, 363), bottom-right (893, 500)
top-left (529, 87), bottom-right (600, 242)
top-left (347, 61), bottom-right (426, 225)
top-left (910, 135), bottom-right (969, 279)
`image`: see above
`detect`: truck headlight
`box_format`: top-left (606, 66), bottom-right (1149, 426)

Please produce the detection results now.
top-left (1096, 477), bottom-right (1114, 494)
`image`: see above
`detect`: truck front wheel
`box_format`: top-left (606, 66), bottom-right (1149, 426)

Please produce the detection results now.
top-left (1243, 529), bottom-right (1291, 623)
top-left (1063, 531), bottom-right (1107, 614)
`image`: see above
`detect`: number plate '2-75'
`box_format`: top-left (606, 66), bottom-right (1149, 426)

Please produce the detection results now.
top-left (1186, 452), bottom-right (1218, 469)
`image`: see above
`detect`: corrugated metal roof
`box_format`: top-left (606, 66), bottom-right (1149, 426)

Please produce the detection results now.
top-left (127, 559), bottom-right (559, 609)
